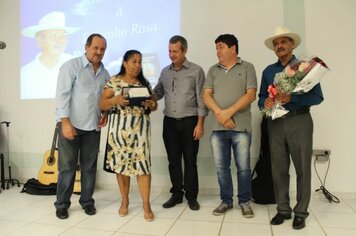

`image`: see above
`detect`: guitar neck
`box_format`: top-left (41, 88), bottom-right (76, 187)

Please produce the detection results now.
top-left (50, 127), bottom-right (59, 156)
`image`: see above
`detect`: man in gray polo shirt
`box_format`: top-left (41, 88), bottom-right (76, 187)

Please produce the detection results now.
top-left (203, 34), bottom-right (257, 218)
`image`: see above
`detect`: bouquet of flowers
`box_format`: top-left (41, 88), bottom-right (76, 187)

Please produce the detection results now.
top-left (262, 56), bottom-right (329, 119)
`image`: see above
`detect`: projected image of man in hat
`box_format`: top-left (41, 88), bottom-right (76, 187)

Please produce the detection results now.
top-left (20, 11), bottom-right (80, 99)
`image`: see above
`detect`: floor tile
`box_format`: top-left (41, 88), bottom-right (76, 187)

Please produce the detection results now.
top-left (0, 220), bottom-right (29, 236)
top-left (75, 212), bottom-right (132, 231)
top-left (312, 211), bottom-right (356, 229)
top-left (118, 216), bottom-right (176, 235)
top-left (310, 199), bottom-right (354, 213)
top-left (166, 219), bottom-right (222, 236)
top-left (343, 199), bottom-right (356, 212)
top-left (324, 227), bottom-right (356, 236)
top-left (272, 225), bottom-right (326, 236)
top-left (1, 186), bottom-right (356, 236)
top-left (220, 222), bottom-right (272, 236)
top-left (2, 205), bottom-right (53, 222)
top-left (6, 222), bottom-right (69, 236)
top-left (60, 227), bottom-right (114, 236)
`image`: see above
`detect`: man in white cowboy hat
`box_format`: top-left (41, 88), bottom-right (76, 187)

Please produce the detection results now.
top-left (257, 26), bottom-right (324, 230)
top-left (20, 11), bottom-right (80, 100)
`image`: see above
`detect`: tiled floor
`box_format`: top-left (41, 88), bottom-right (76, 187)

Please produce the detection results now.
top-left (0, 186), bottom-right (356, 236)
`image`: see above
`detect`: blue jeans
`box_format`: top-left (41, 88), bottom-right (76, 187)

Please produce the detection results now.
top-left (210, 130), bottom-right (252, 205)
top-left (54, 122), bottom-right (100, 210)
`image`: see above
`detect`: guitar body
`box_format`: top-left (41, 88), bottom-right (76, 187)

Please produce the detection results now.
top-left (38, 148), bottom-right (58, 185)
top-left (38, 126), bottom-right (59, 185)
top-left (37, 125), bottom-right (82, 193)
top-left (73, 165), bottom-right (81, 194)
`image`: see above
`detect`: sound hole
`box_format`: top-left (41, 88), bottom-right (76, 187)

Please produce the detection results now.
top-left (47, 156), bottom-right (55, 166)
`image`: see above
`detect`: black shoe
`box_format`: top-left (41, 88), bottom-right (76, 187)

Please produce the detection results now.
top-left (56, 208), bottom-right (68, 219)
top-left (83, 205), bottom-right (96, 215)
top-left (270, 213), bottom-right (292, 225)
top-left (162, 196), bottom-right (183, 208)
top-left (293, 216), bottom-right (305, 230)
top-left (188, 200), bottom-right (200, 211)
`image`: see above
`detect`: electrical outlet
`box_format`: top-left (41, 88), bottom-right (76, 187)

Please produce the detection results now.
top-left (313, 149), bottom-right (330, 162)
top-left (315, 155), bottom-right (329, 161)
top-left (313, 149), bottom-right (331, 156)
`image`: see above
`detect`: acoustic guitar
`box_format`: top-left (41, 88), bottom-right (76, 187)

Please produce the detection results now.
top-left (38, 126), bottom-right (59, 185)
top-left (73, 164), bottom-right (81, 194)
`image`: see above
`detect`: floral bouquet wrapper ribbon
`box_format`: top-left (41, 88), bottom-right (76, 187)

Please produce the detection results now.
top-left (263, 56), bottom-right (330, 120)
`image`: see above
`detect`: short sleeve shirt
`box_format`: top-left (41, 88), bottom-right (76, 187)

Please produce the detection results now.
top-left (205, 58), bottom-right (257, 131)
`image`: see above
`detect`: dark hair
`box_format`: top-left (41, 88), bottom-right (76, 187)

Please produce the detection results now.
top-left (215, 34), bottom-right (239, 54)
top-left (117, 50), bottom-right (150, 90)
top-left (169, 35), bottom-right (188, 51)
top-left (86, 33), bottom-right (107, 48)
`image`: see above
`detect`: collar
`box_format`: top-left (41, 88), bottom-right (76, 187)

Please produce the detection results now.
top-left (276, 55), bottom-right (297, 67)
top-left (217, 57), bottom-right (242, 70)
top-left (169, 58), bottom-right (190, 71)
top-left (82, 54), bottom-right (104, 69)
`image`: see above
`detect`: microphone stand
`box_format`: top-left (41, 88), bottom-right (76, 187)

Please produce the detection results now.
top-left (0, 153), bottom-right (3, 191)
top-left (1, 121), bottom-right (20, 189)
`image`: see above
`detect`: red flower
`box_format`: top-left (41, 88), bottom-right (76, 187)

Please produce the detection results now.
top-left (267, 84), bottom-right (278, 99)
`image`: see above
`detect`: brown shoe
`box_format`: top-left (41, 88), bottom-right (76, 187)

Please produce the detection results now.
top-left (212, 203), bottom-right (233, 216)
top-left (240, 202), bottom-right (254, 218)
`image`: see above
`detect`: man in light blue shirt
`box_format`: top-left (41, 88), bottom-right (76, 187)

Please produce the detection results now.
top-left (54, 34), bottom-right (110, 219)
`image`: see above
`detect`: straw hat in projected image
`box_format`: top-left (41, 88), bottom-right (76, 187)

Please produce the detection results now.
top-left (22, 11), bottom-right (80, 38)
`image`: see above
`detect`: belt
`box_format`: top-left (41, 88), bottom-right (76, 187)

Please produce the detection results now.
top-left (280, 108), bottom-right (310, 118)
top-left (165, 116), bottom-right (197, 121)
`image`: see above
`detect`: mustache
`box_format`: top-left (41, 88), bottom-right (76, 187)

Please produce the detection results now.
top-left (277, 47), bottom-right (285, 52)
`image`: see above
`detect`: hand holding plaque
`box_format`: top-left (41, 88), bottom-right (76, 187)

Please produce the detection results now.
top-left (122, 86), bottom-right (151, 107)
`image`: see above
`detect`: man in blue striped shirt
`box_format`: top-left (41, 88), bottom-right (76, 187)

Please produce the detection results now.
top-left (54, 34), bottom-right (110, 219)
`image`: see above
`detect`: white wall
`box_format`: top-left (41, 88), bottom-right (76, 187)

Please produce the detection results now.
top-left (0, 0), bottom-right (355, 194)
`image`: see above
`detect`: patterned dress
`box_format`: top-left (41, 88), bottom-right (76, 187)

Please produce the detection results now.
top-left (104, 76), bottom-right (152, 176)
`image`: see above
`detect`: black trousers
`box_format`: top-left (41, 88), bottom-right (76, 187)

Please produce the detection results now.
top-left (163, 116), bottom-right (199, 201)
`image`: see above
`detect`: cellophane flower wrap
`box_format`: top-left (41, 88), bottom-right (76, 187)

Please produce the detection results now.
top-left (262, 56), bottom-right (329, 120)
